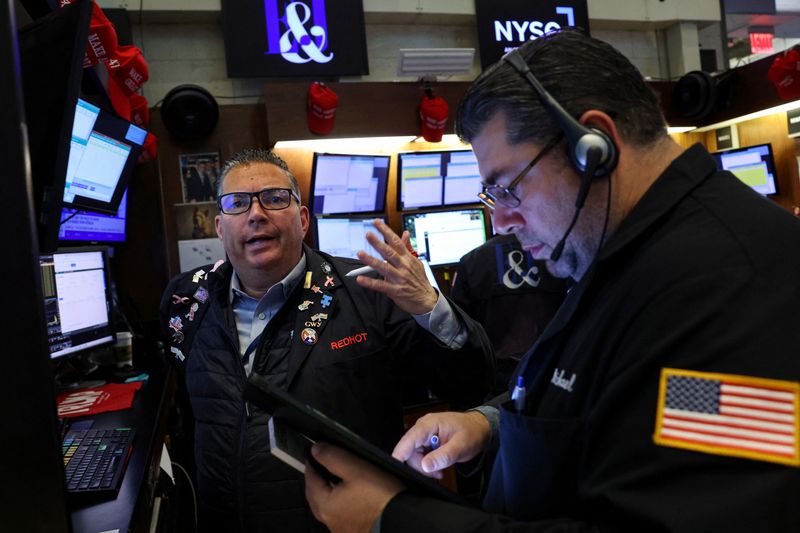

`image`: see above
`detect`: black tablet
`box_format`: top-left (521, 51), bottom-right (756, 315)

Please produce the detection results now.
top-left (244, 373), bottom-right (470, 506)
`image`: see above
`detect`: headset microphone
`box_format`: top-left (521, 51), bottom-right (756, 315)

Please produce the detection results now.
top-left (549, 145), bottom-right (603, 262)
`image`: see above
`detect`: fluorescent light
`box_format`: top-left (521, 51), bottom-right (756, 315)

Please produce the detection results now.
top-left (691, 99), bottom-right (800, 133)
top-left (667, 126), bottom-right (697, 134)
top-left (274, 135), bottom-right (418, 152)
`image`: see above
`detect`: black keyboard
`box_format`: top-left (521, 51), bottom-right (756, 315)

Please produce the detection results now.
top-left (62, 427), bottom-right (135, 497)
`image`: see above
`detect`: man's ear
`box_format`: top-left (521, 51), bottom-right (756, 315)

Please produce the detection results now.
top-left (299, 205), bottom-right (310, 237)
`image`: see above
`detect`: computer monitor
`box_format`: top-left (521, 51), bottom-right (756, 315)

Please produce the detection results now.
top-left (58, 189), bottom-right (128, 243)
top-left (314, 215), bottom-right (385, 260)
top-left (397, 149), bottom-right (483, 210)
top-left (39, 248), bottom-right (115, 360)
top-left (311, 153), bottom-right (390, 215)
top-left (18, 0), bottom-right (92, 253)
top-left (62, 98), bottom-right (146, 215)
top-left (712, 143), bottom-right (778, 196)
top-left (402, 208), bottom-right (489, 266)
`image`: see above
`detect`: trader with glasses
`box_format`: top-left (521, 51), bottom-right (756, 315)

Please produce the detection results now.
top-left (160, 148), bottom-right (494, 533)
top-left (304, 30), bottom-right (800, 532)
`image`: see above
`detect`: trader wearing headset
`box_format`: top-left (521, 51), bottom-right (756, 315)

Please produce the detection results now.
top-left (303, 29), bottom-right (800, 532)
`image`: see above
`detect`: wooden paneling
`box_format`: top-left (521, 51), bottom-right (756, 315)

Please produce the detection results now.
top-left (151, 103), bottom-right (268, 278)
top-left (264, 81), bottom-right (470, 144)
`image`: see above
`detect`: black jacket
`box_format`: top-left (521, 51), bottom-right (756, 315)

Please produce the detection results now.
top-left (160, 245), bottom-right (494, 532)
top-left (381, 144), bottom-right (800, 532)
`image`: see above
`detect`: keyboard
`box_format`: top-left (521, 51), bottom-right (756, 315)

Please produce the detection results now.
top-left (62, 427), bottom-right (135, 498)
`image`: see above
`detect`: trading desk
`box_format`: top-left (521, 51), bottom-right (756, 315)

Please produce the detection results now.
top-left (68, 361), bottom-right (174, 533)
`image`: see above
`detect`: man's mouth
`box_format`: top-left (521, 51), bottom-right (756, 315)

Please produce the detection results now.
top-left (245, 235), bottom-right (275, 245)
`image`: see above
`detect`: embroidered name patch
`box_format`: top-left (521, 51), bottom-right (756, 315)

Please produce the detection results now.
top-left (330, 332), bottom-right (368, 350)
top-left (653, 368), bottom-right (799, 467)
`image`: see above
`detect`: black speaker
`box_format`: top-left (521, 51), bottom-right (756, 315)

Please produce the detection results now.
top-left (673, 70), bottom-right (737, 121)
top-left (161, 84), bottom-right (219, 141)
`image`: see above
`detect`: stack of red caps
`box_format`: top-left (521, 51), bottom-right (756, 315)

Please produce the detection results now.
top-left (307, 82), bottom-right (339, 135)
top-left (419, 95), bottom-right (449, 142)
top-left (768, 47), bottom-right (800, 101)
top-left (106, 45), bottom-right (149, 120)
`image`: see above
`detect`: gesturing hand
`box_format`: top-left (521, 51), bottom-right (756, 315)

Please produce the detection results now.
top-left (355, 219), bottom-right (438, 316)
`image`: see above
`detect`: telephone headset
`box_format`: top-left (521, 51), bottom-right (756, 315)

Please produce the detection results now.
top-left (502, 49), bottom-right (618, 261)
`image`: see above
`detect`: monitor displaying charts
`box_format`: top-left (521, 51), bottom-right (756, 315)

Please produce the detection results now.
top-left (402, 208), bottom-right (488, 266)
top-left (398, 149), bottom-right (482, 210)
top-left (314, 215), bottom-right (386, 260)
top-left (311, 153), bottom-right (390, 215)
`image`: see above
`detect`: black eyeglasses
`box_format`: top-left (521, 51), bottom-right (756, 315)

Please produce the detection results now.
top-left (478, 133), bottom-right (563, 210)
top-left (217, 188), bottom-right (300, 215)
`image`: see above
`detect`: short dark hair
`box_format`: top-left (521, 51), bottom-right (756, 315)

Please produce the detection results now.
top-left (217, 148), bottom-right (302, 202)
top-left (456, 29), bottom-right (667, 148)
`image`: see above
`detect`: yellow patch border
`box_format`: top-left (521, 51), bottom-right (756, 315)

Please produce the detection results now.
top-left (653, 367), bottom-right (800, 467)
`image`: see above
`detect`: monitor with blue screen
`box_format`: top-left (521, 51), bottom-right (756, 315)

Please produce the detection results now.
top-left (311, 153), bottom-right (390, 215)
top-left (398, 149), bottom-right (483, 210)
top-left (314, 216), bottom-right (385, 260)
top-left (39, 248), bottom-right (115, 360)
top-left (58, 189), bottom-right (127, 243)
top-left (402, 208), bottom-right (489, 266)
top-left (712, 143), bottom-right (778, 196)
top-left (63, 98), bottom-right (147, 215)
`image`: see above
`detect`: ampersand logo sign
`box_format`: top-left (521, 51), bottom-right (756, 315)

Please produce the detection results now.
top-left (502, 249), bottom-right (540, 289)
top-left (264, 0), bottom-right (333, 65)
top-left (278, 2), bottom-right (333, 64)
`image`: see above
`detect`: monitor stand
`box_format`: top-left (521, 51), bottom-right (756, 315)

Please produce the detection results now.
top-left (53, 351), bottom-right (106, 393)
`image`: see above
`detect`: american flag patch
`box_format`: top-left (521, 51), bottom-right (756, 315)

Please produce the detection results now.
top-left (654, 368), bottom-right (799, 467)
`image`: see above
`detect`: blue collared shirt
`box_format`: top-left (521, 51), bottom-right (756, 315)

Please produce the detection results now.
top-left (231, 255), bottom-right (307, 375)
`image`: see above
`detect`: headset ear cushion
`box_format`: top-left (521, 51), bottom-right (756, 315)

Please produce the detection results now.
top-left (570, 128), bottom-right (618, 178)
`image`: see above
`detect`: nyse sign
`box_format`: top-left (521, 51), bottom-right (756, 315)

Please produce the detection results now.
top-left (475, 0), bottom-right (589, 68)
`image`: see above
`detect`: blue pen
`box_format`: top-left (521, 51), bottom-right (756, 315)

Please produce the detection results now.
top-left (429, 434), bottom-right (440, 450)
top-left (511, 376), bottom-right (526, 413)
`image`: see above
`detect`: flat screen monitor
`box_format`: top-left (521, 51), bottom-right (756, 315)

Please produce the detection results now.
top-left (63, 98), bottom-right (146, 215)
top-left (402, 208), bottom-right (489, 266)
top-left (18, 0), bottom-right (92, 253)
top-left (311, 153), bottom-right (390, 215)
top-left (39, 248), bottom-right (115, 359)
top-left (314, 216), bottom-right (385, 260)
top-left (398, 150), bottom-right (482, 210)
top-left (58, 189), bottom-right (128, 243)
top-left (712, 143), bottom-right (778, 196)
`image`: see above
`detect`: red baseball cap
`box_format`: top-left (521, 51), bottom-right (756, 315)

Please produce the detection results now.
top-left (419, 95), bottom-right (449, 142)
top-left (307, 82), bottom-right (338, 135)
top-left (138, 133), bottom-right (158, 164)
top-left (768, 47), bottom-right (800, 101)
top-left (60, 0), bottom-right (117, 67)
top-left (130, 93), bottom-right (150, 128)
top-left (108, 45), bottom-right (149, 96)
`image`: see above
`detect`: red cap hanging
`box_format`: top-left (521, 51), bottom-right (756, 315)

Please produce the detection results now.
top-left (307, 82), bottom-right (339, 135)
top-left (419, 95), bottom-right (449, 142)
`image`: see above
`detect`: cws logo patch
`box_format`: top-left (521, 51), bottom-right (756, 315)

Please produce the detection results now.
top-left (654, 368), bottom-right (800, 467)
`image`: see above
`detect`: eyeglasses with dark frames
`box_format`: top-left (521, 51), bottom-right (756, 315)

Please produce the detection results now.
top-left (478, 133), bottom-right (564, 210)
top-left (217, 188), bottom-right (300, 215)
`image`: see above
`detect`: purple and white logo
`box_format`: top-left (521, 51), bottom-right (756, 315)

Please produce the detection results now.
top-left (264, 0), bottom-right (333, 64)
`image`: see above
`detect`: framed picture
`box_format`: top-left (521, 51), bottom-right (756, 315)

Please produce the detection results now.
top-left (179, 152), bottom-right (221, 203)
top-left (174, 201), bottom-right (220, 241)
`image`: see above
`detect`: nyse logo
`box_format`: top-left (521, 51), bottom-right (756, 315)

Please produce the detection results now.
top-left (494, 6), bottom-right (575, 46)
top-left (263, 0), bottom-right (333, 65)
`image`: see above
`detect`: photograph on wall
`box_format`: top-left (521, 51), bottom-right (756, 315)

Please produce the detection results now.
top-left (178, 238), bottom-right (227, 273)
top-left (179, 152), bottom-right (222, 203)
top-left (174, 201), bottom-right (220, 241)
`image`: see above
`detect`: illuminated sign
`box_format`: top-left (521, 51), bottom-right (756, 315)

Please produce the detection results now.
top-left (221, 0), bottom-right (368, 77)
top-left (749, 32), bottom-right (774, 54)
top-left (474, 0), bottom-right (590, 69)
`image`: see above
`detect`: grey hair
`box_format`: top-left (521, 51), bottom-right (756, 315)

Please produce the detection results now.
top-left (456, 29), bottom-right (667, 148)
top-left (216, 148), bottom-right (301, 202)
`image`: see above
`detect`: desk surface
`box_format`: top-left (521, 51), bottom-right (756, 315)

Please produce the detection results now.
top-left (68, 363), bottom-right (173, 533)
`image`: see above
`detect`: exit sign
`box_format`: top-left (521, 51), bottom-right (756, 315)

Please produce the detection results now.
top-left (750, 32), bottom-right (774, 54)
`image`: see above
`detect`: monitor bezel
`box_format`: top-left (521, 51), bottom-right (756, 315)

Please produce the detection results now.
top-left (400, 206), bottom-right (491, 267)
top-left (396, 148), bottom-right (484, 212)
top-left (712, 142), bottom-right (779, 197)
top-left (309, 152), bottom-right (391, 216)
top-left (41, 245), bottom-right (116, 361)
